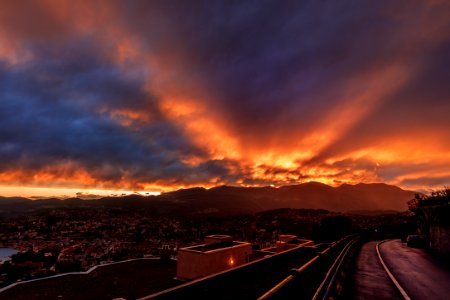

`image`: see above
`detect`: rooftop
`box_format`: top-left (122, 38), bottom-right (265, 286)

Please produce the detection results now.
top-left (181, 241), bottom-right (250, 253)
top-left (206, 234), bottom-right (233, 239)
top-left (0, 259), bottom-right (178, 300)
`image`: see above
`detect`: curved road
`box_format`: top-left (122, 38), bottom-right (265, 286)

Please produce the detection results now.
top-left (379, 239), bottom-right (450, 300)
top-left (352, 240), bottom-right (450, 300)
top-left (351, 241), bottom-right (401, 300)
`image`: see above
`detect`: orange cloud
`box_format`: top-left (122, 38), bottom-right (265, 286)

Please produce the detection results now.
top-left (0, 1), bottom-right (449, 197)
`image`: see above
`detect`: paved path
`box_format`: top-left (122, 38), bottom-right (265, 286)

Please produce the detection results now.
top-left (379, 239), bottom-right (450, 300)
top-left (351, 241), bottom-right (401, 300)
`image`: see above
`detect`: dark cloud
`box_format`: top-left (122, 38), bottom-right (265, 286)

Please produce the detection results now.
top-left (113, 1), bottom-right (450, 146)
top-left (0, 35), bottom-right (237, 187)
top-left (400, 176), bottom-right (450, 189)
top-left (0, 0), bottom-right (449, 191)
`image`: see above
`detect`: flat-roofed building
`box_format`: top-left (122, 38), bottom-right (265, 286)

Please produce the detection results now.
top-left (204, 234), bottom-right (233, 245)
top-left (176, 235), bottom-right (252, 281)
top-left (276, 235), bottom-right (311, 252)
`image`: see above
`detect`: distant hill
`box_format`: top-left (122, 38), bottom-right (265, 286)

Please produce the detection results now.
top-left (0, 182), bottom-right (415, 217)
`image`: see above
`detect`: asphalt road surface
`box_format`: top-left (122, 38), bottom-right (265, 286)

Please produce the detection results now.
top-left (379, 239), bottom-right (450, 300)
top-left (351, 241), bottom-right (401, 300)
top-left (352, 240), bottom-right (450, 300)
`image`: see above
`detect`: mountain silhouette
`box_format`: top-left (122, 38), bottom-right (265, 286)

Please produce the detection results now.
top-left (0, 182), bottom-right (415, 217)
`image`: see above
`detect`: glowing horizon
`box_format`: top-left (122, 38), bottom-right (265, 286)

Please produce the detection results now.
top-left (0, 185), bottom-right (161, 199)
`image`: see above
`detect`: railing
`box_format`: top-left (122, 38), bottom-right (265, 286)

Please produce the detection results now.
top-left (0, 257), bottom-right (162, 294)
top-left (312, 236), bottom-right (359, 300)
top-left (258, 235), bottom-right (360, 300)
top-left (138, 235), bottom-right (360, 300)
top-left (139, 241), bottom-right (316, 300)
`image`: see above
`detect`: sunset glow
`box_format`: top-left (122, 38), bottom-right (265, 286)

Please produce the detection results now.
top-left (0, 0), bottom-right (449, 197)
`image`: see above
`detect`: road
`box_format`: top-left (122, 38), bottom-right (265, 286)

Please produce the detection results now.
top-left (351, 240), bottom-right (450, 300)
top-left (351, 241), bottom-right (401, 300)
top-left (379, 239), bottom-right (450, 300)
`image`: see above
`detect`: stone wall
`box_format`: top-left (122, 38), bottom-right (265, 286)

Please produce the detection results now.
top-left (429, 225), bottom-right (450, 254)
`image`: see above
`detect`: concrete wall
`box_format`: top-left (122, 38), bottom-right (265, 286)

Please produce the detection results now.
top-left (429, 225), bottom-right (450, 254)
top-left (177, 244), bottom-right (252, 280)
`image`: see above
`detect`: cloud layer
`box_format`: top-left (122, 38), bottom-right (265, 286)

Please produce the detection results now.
top-left (0, 0), bottom-right (449, 193)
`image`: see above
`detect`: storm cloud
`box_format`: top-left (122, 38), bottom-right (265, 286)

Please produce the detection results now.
top-left (0, 0), bottom-right (449, 193)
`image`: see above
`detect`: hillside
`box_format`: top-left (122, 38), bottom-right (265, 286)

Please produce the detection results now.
top-left (0, 182), bottom-right (415, 217)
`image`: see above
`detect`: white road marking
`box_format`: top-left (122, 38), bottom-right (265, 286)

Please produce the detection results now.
top-left (376, 240), bottom-right (412, 300)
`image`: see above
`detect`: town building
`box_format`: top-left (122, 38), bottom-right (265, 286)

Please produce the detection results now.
top-left (276, 234), bottom-right (311, 252)
top-left (176, 235), bottom-right (252, 281)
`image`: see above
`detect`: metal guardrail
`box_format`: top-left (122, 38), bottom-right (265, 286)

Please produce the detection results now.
top-left (258, 235), bottom-right (359, 300)
top-left (139, 240), bottom-right (315, 299)
top-left (312, 236), bottom-right (359, 300)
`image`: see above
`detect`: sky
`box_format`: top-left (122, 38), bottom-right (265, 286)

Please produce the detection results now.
top-left (0, 0), bottom-right (449, 197)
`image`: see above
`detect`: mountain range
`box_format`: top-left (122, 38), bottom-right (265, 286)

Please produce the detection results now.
top-left (0, 182), bottom-right (415, 217)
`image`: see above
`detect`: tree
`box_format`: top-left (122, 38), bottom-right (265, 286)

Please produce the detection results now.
top-left (411, 187), bottom-right (450, 226)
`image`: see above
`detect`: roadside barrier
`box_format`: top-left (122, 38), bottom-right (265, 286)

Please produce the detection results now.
top-left (258, 235), bottom-right (359, 300)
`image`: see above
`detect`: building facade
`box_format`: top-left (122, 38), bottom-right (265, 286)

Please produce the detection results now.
top-left (176, 235), bottom-right (252, 280)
